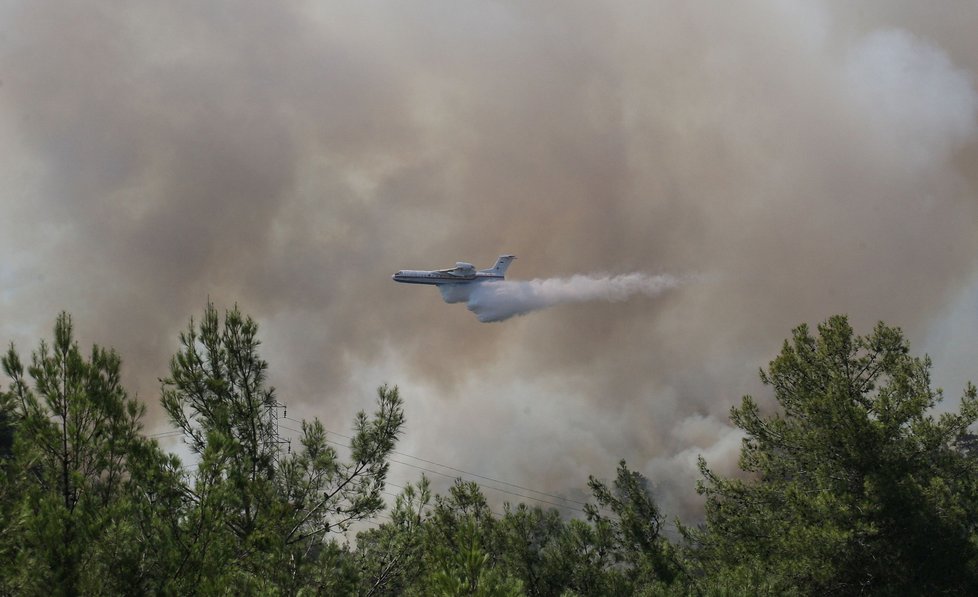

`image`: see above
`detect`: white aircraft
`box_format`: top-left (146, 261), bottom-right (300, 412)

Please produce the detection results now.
top-left (392, 255), bottom-right (516, 286)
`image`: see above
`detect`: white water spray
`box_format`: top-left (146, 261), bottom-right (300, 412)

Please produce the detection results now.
top-left (440, 273), bottom-right (684, 322)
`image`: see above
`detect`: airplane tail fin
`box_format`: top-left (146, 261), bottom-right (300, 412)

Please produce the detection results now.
top-left (482, 255), bottom-right (516, 277)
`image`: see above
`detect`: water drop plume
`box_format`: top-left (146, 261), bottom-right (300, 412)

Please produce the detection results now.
top-left (438, 273), bottom-right (684, 323)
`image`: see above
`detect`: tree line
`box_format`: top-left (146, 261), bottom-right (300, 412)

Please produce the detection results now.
top-left (1, 304), bottom-right (976, 595)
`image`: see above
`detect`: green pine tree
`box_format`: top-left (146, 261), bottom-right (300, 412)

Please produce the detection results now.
top-left (689, 315), bottom-right (978, 595)
top-left (161, 302), bottom-right (405, 593)
top-left (0, 313), bottom-right (184, 594)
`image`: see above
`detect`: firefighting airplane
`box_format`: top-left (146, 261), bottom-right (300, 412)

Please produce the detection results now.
top-left (392, 255), bottom-right (516, 286)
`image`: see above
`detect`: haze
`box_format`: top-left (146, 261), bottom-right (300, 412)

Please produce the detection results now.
top-left (2, 1), bottom-right (977, 520)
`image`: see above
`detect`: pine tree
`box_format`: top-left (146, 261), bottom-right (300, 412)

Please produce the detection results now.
top-left (585, 461), bottom-right (681, 590)
top-left (691, 315), bottom-right (978, 595)
top-left (0, 313), bottom-right (183, 594)
top-left (161, 302), bottom-right (405, 592)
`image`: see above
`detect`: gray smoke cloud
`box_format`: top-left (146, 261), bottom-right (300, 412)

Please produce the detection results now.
top-left (1, 1), bottom-right (977, 521)
top-left (438, 273), bottom-right (684, 322)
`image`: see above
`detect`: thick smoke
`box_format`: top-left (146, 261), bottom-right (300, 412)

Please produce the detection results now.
top-left (439, 273), bottom-right (684, 322)
top-left (1, 1), bottom-right (978, 522)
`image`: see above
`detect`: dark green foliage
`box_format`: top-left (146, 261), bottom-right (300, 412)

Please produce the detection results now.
top-left (417, 481), bottom-right (525, 596)
top-left (586, 461), bottom-right (681, 591)
top-left (3, 310), bottom-right (976, 595)
top-left (355, 477), bottom-right (432, 596)
top-left (495, 504), bottom-right (568, 596)
top-left (425, 518), bottom-right (524, 597)
top-left (355, 478), bottom-right (530, 596)
top-left (0, 313), bottom-right (183, 594)
top-left (0, 306), bottom-right (405, 594)
top-left (355, 468), bottom-right (683, 596)
top-left (690, 315), bottom-right (978, 595)
top-left (160, 302), bottom-right (405, 593)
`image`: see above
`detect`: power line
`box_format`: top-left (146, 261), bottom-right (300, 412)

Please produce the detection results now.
top-left (150, 424), bottom-right (680, 534)
top-left (278, 420), bottom-right (587, 515)
top-left (283, 416), bottom-right (589, 509)
top-left (157, 419), bottom-right (593, 518)
top-left (387, 456), bottom-right (585, 514)
top-left (149, 430), bottom-right (184, 439)
top-left (280, 423), bottom-right (578, 512)
top-left (381, 482), bottom-right (504, 519)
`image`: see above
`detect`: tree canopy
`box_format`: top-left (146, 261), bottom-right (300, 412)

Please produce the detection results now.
top-left (1, 310), bottom-right (976, 595)
top-left (691, 315), bottom-right (978, 595)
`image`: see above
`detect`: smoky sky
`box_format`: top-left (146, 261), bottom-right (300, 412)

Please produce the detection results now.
top-left (2, 0), bottom-right (977, 520)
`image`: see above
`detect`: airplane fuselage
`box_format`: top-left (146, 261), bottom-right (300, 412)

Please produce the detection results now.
top-left (391, 270), bottom-right (503, 285)
top-left (392, 255), bottom-right (516, 286)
